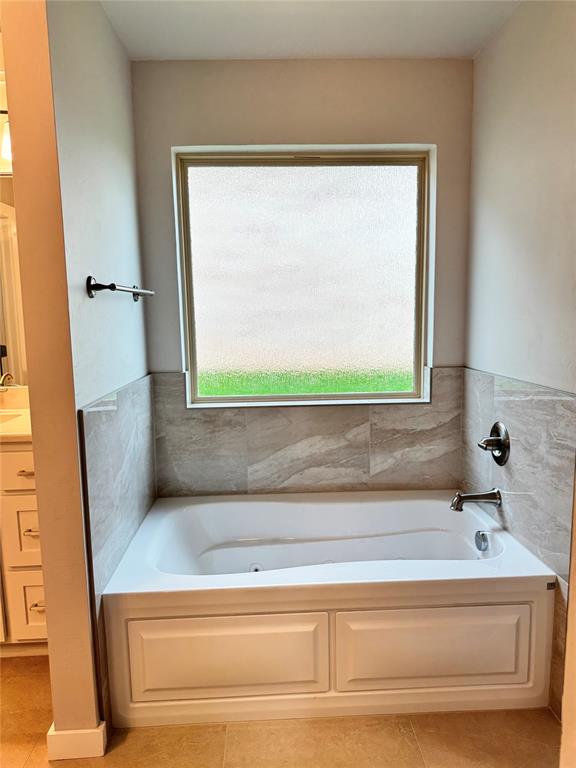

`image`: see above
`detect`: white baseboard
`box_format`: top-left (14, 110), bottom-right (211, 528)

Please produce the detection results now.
top-left (47, 721), bottom-right (107, 760)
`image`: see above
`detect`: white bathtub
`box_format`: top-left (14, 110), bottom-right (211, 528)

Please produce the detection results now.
top-left (104, 491), bottom-right (555, 727)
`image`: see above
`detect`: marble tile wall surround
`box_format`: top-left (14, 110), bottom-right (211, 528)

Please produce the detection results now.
top-left (461, 368), bottom-right (576, 719)
top-left (80, 375), bottom-right (156, 597)
top-left (153, 368), bottom-right (464, 496)
top-left (153, 373), bottom-right (248, 496)
top-left (462, 368), bottom-right (495, 492)
top-left (369, 367), bottom-right (463, 489)
top-left (79, 374), bottom-right (156, 720)
top-left (247, 405), bottom-right (370, 493)
top-left (461, 368), bottom-right (576, 580)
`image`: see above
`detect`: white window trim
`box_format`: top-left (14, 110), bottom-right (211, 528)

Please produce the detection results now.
top-left (172, 144), bottom-right (436, 408)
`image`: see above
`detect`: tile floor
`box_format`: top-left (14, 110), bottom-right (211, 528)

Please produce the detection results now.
top-left (1, 656), bottom-right (562, 767)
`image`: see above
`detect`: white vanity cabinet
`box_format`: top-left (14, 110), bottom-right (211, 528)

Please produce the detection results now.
top-left (0, 439), bottom-right (47, 644)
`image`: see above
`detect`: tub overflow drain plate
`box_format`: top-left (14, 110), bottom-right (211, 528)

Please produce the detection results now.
top-left (475, 530), bottom-right (490, 552)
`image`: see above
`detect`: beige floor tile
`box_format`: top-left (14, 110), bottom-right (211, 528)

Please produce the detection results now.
top-left (0, 657), bottom-right (50, 680)
top-left (1, 706), bottom-right (53, 739)
top-left (224, 715), bottom-right (426, 768)
top-left (1, 670), bottom-right (53, 753)
top-left (22, 725), bottom-right (227, 768)
top-left (0, 731), bottom-right (38, 768)
top-left (410, 710), bottom-right (560, 768)
top-left (0, 673), bottom-right (53, 714)
top-left (411, 709), bottom-right (561, 748)
top-left (0, 656), bottom-right (52, 768)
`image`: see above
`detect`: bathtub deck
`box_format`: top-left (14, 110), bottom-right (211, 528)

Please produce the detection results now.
top-left (1, 655), bottom-right (561, 768)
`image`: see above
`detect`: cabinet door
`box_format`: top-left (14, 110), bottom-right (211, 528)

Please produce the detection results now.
top-left (336, 605), bottom-right (531, 691)
top-left (4, 570), bottom-right (47, 641)
top-left (2, 495), bottom-right (41, 567)
top-left (128, 612), bottom-right (329, 702)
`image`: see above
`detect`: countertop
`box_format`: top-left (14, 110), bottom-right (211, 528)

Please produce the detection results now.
top-left (0, 408), bottom-right (32, 443)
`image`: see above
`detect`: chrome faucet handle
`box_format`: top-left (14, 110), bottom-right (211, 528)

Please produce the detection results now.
top-left (477, 422), bottom-right (510, 466)
top-left (477, 437), bottom-right (504, 451)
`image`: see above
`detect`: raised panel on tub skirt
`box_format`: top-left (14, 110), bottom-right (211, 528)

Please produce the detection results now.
top-left (128, 612), bottom-right (329, 701)
top-left (335, 605), bottom-right (531, 691)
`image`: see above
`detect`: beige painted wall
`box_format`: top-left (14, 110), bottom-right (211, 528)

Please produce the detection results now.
top-left (1, 0), bottom-right (99, 732)
top-left (132, 59), bottom-right (473, 372)
top-left (467, 0), bottom-right (576, 393)
top-left (46, 0), bottom-right (147, 408)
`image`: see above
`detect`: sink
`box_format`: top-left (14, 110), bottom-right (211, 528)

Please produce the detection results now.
top-left (0, 408), bottom-right (32, 440)
top-left (0, 413), bottom-right (19, 423)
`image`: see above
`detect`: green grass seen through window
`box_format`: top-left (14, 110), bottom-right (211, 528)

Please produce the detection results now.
top-left (197, 370), bottom-right (414, 398)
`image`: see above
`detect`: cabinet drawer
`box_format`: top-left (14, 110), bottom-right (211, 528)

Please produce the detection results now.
top-left (1, 495), bottom-right (41, 567)
top-left (4, 569), bottom-right (47, 641)
top-left (0, 451), bottom-right (35, 491)
top-left (128, 612), bottom-right (329, 702)
top-left (336, 605), bottom-right (530, 692)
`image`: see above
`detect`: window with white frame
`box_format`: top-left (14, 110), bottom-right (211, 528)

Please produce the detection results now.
top-left (176, 149), bottom-right (430, 405)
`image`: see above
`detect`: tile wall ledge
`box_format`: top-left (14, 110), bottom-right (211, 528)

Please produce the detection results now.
top-left (463, 365), bottom-right (576, 399)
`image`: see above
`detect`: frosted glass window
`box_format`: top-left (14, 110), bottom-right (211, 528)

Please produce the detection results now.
top-left (178, 154), bottom-right (427, 403)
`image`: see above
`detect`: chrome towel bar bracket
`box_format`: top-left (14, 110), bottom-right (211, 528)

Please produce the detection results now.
top-left (86, 276), bottom-right (155, 302)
